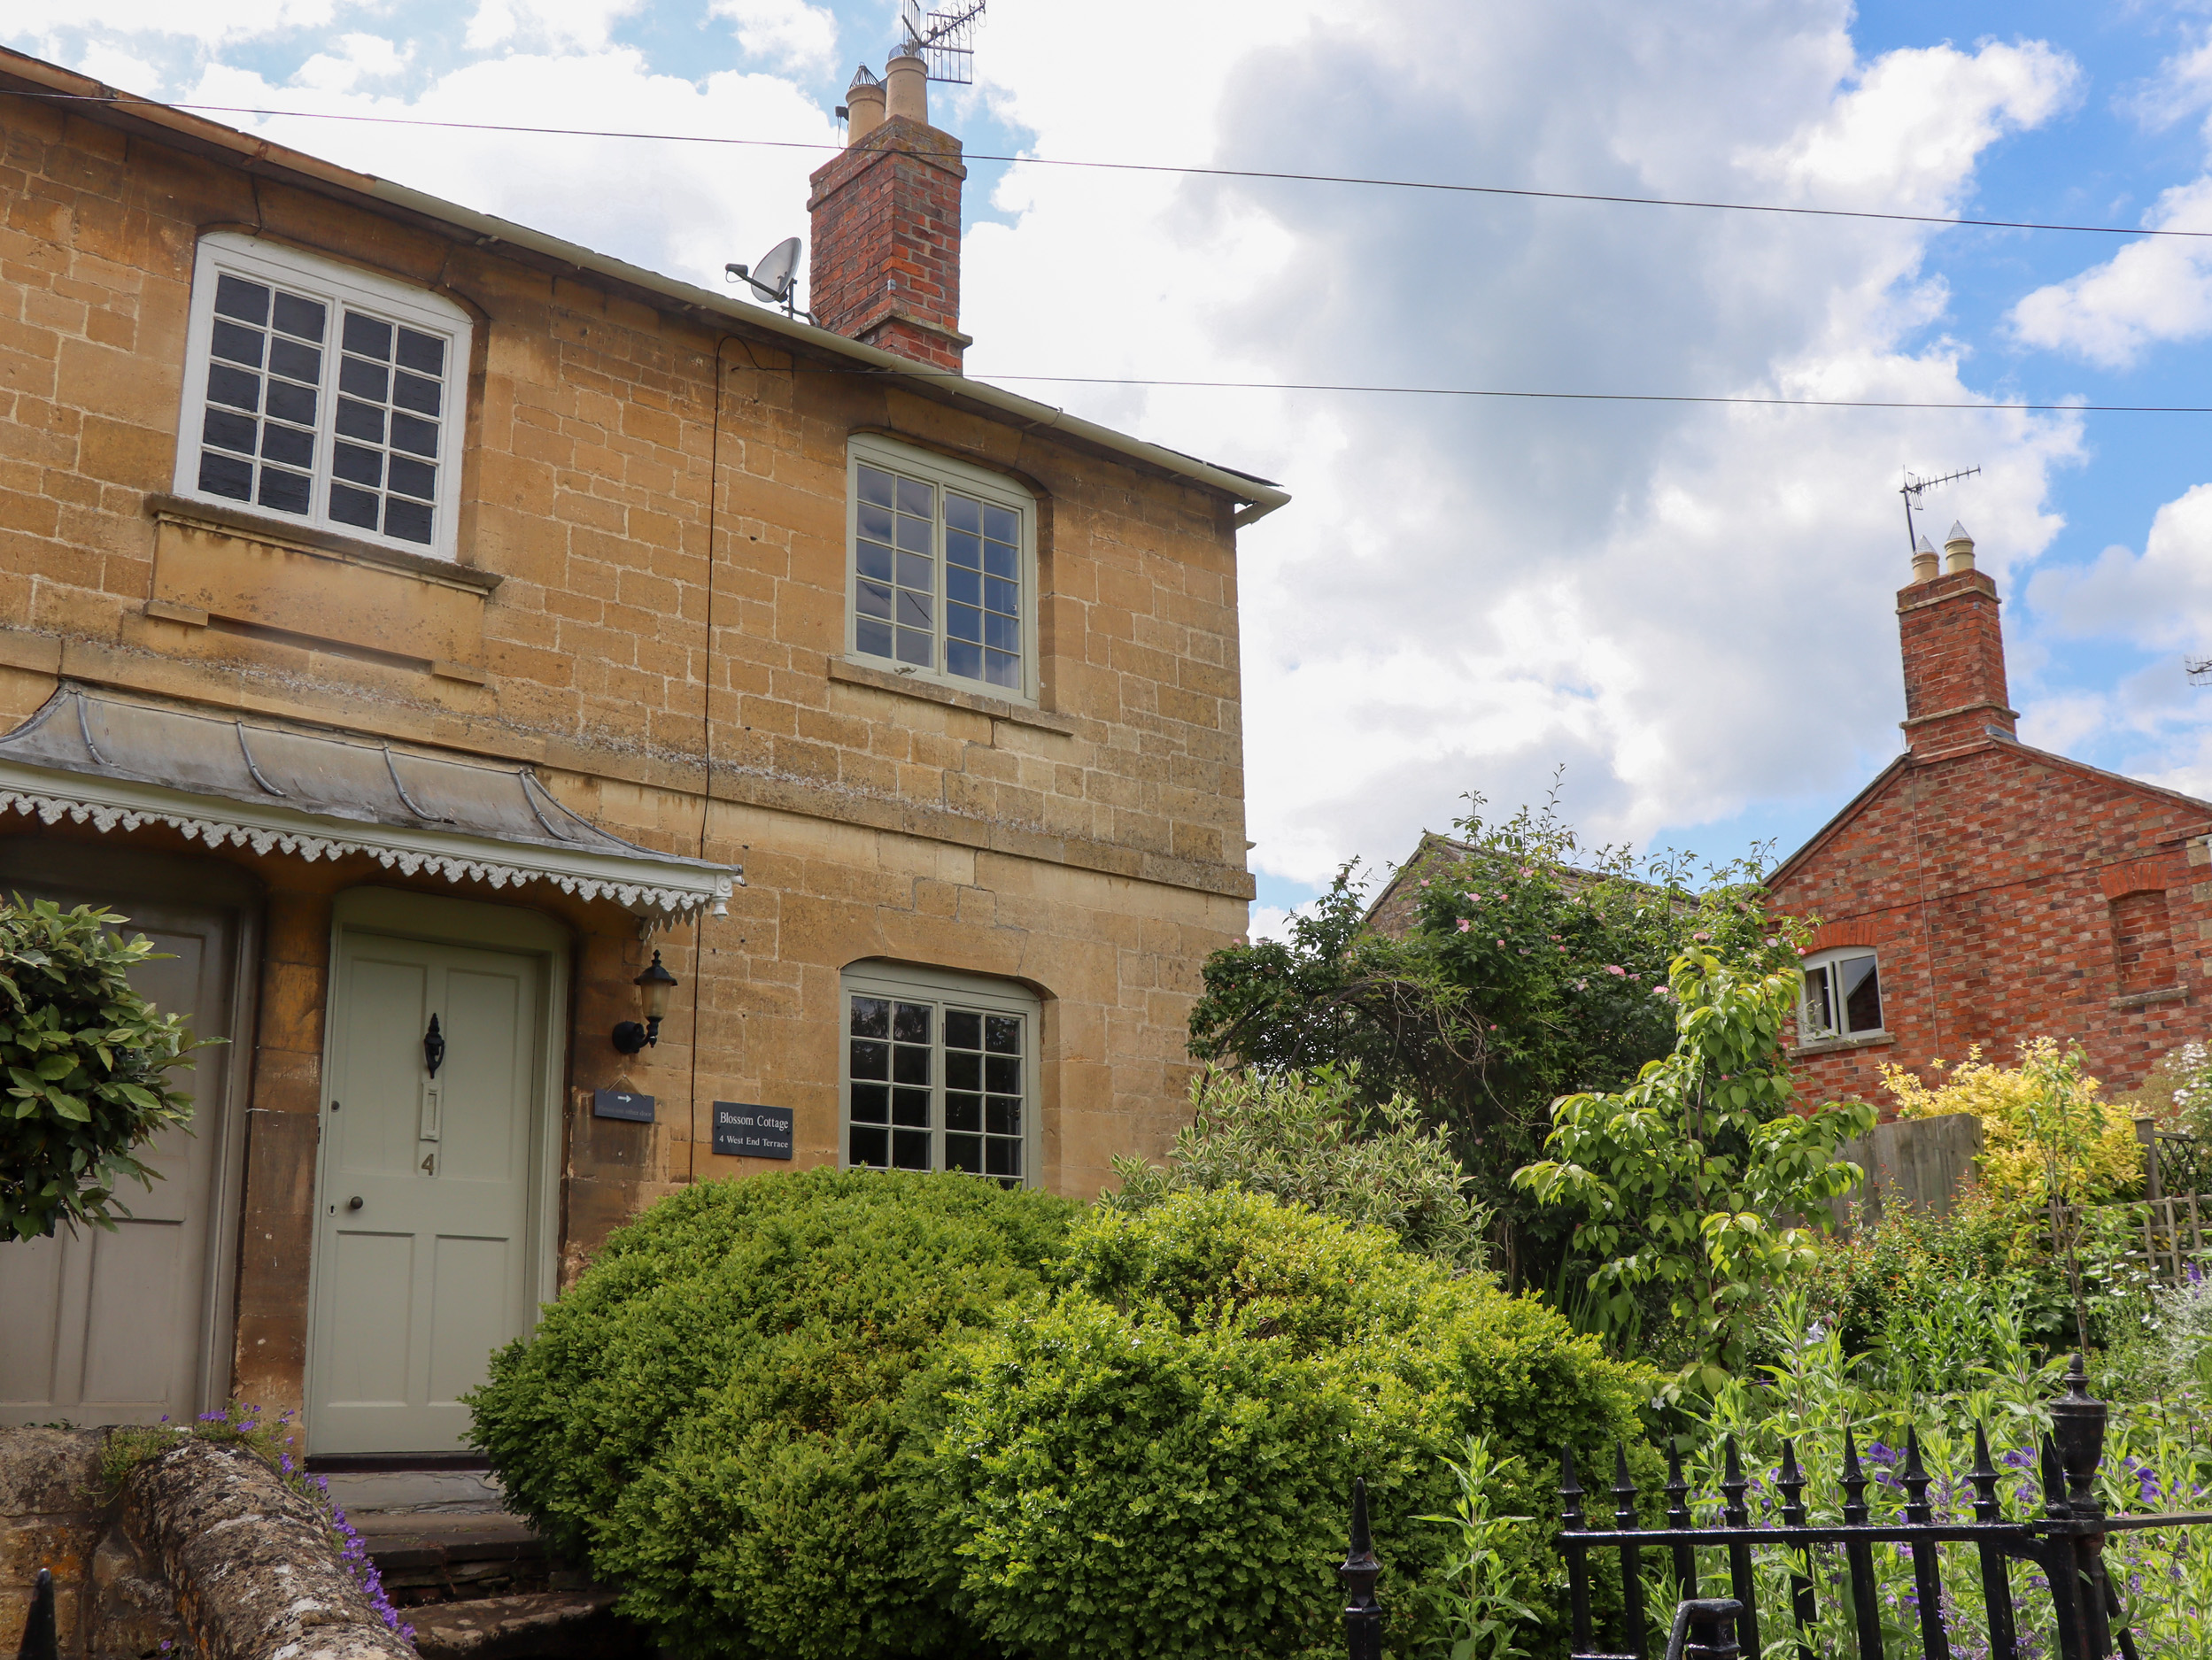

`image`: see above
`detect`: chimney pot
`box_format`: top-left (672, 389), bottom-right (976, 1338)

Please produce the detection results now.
top-left (885, 53), bottom-right (929, 125)
top-left (1911, 534), bottom-right (1938, 583)
top-left (1943, 521), bottom-right (1976, 575)
top-left (845, 70), bottom-right (886, 144)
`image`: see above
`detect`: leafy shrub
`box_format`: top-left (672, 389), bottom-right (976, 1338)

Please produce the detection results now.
top-left (1882, 1038), bottom-right (2143, 1208)
top-left (932, 1189), bottom-right (1651, 1660)
top-left (1, 895), bottom-right (201, 1241)
top-left (467, 1170), bottom-right (1081, 1660)
top-left (1102, 1064), bottom-right (1491, 1270)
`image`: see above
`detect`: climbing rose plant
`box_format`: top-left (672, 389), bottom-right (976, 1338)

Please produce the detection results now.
top-left (1513, 939), bottom-right (1875, 1392)
top-left (0, 896), bottom-right (201, 1242)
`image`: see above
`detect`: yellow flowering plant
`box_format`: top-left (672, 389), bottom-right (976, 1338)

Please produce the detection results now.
top-left (1881, 1037), bottom-right (2144, 1210)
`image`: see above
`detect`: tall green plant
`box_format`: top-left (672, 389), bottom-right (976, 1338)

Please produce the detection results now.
top-left (0, 895), bottom-right (201, 1242)
top-left (1423, 1434), bottom-right (1542, 1660)
top-left (1514, 943), bottom-right (1874, 1389)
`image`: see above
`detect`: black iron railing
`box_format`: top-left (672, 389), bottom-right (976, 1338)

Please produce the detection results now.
top-left (1557, 1357), bottom-right (2212, 1660)
top-left (14, 1569), bottom-right (56, 1660)
top-left (1334, 1356), bottom-right (2212, 1659)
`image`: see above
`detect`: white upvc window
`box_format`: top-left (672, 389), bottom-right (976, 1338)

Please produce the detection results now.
top-left (174, 232), bottom-right (470, 559)
top-left (839, 961), bottom-right (1040, 1185)
top-left (845, 434), bottom-right (1039, 701)
top-left (1802, 947), bottom-right (1884, 1040)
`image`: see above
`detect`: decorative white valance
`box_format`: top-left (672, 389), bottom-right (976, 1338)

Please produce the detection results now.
top-left (0, 688), bottom-right (736, 926)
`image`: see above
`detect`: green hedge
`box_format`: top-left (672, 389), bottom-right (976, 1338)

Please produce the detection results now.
top-left (470, 1175), bottom-right (1647, 1660)
top-left (467, 1168), bottom-right (1080, 1660)
top-left (933, 1189), bottom-right (1651, 1660)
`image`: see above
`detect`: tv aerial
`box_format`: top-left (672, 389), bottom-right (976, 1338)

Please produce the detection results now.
top-left (899, 0), bottom-right (986, 83)
top-left (725, 235), bottom-right (809, 322)
top-left (1899, 465), bottom-right (1979, 552)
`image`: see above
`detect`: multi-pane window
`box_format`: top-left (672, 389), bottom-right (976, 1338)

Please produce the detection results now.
top-left (176, 233), bottom-right (468, 559)
top-left (842, 966), bottom-right (1034, 1185)
top-left (848, 438), bottom-right (1035, 699)
top-left (1802, 949), bottom-right (1883, 1040)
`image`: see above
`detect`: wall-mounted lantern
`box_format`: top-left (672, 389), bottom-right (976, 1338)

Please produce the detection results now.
top-left (613, 951), bottom-right (679, 1054)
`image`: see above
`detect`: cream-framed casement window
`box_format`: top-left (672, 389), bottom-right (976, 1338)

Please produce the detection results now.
top-left (845, 435), bottom-right (1039, 700)
top-left (1801, 946), bottom-right (1884, 1041)
top-left (839, 962), bottom-right (1040, 1185)
top-left (174, 232), bottom-right (470, 558)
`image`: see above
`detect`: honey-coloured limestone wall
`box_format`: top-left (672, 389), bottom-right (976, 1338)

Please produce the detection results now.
top-left (0, 57), bottom-right (1265, 1434)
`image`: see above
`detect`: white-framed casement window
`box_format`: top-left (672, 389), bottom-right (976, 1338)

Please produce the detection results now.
top-left (839, 961), bottom-right (1040, 1185)
top-left (174, 232), bottom-right (470, 559)
top-left (1801, 947), bottom-right (1884, 1040)
top-left (846, 435), bottom-right (1039, 700)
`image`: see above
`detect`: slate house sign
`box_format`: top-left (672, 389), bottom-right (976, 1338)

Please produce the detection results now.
top-left (714, 1102), bottom-right (794, 1160)
top-left (592, 1088), bottom-right (654, 1123)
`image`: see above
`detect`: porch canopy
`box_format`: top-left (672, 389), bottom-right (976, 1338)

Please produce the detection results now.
top-left (0, 686), bottom-right (736, 925)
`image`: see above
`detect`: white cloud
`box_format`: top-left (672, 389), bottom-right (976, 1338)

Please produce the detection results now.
top-left (293, 33), bottom-right (409, 92)
top-left (963, 3), bottom-right (2082, 882)
top-left (710, 0), bottom-right (839, 76)
top-left (2027, 483), bottom-right (2212, 650)
top-left (464, 0), bottom-right (644, 54)
top-left (1746, 38), bottom-right (2077, 211)
top-left (2008, 177), bottom-right (2212, 367)
top-left (8, 0), bottom-right (341, 49)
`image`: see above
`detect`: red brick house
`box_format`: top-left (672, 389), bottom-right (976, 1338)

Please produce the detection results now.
top-left (1768, 523), bottom-right (2212, 1111)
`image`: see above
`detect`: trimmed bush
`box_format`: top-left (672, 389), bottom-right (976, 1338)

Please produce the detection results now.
top-left (467, 1169), bottom-right (1080, 1660)
top-left (1102, 1065), bottom-right (1491, 1271)
top-left (933, 1189), bottom-right (1651, 1660)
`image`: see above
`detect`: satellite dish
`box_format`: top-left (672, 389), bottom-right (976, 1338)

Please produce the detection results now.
top-left (739, 236), bottom-right (800, 306)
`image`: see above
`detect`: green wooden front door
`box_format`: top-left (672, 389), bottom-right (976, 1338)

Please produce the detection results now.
top-left (310, 930), bottom-right (543, 1454)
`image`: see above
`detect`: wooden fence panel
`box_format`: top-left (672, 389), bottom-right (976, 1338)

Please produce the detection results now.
top-left (1827, 1112), bottom-right (1984, 1231)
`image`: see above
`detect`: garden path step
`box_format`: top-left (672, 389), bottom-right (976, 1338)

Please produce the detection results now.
top-left (321, 1470), bottom-right (557, 1595)
top-left (408, 1589), bottom-right (643, 1660)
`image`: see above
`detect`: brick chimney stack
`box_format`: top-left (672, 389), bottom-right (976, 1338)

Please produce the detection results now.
top-left (808, 59), bottom-right (971, 371)
top-left (1897, 521), bottom-right (2017, 755)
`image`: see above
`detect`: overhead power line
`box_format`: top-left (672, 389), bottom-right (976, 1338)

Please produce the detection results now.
top-left (923, 372), bottom-right (2212, 413)
top-left (14, 88), bottom-right (2212, 243)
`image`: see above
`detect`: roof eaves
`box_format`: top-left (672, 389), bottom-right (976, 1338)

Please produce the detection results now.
top-left (0, 49), bottom-right (1291, 527)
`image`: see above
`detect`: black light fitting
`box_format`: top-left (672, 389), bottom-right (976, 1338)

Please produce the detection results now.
top-left (613, 951), bottom-right (679, 1054)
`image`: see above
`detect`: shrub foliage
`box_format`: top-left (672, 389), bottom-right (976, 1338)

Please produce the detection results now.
top-left (467, 1170), bottom-right (1081, 1660)
top-left (933, 1189), bottom-right (1651, 1660)
top-left (1102, 1064), bottom-right (1490, 1270)
top-left (1, 895), bottom-right (200, 1242)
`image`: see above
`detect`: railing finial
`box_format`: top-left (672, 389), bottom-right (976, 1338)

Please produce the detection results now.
top-left (1339, 1477), bottom-right (1383, 1660)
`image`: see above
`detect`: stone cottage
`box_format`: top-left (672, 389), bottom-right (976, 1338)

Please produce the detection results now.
top-left (0, 44), bottom-right (1284, 1455)
top-left (1767, 524), bottom-right (2210, 1111)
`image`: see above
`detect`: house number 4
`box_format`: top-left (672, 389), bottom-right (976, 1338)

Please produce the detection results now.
top-left (421, 1151), bottom-right (437, 1177)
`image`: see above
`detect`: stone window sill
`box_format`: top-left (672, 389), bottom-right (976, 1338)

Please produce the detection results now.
top-left (2113, 984), bottom-right (2189, 1012)
top-left (1790, 1030), bottom-right (1893, 1060)
top-left (145, 493), bottom-right (503, 595)
top-left (828, 655), bottom-right (1078, 736)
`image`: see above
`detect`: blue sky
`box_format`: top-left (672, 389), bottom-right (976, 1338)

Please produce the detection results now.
top-left (14, 1), bottom-right (2212, 934)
